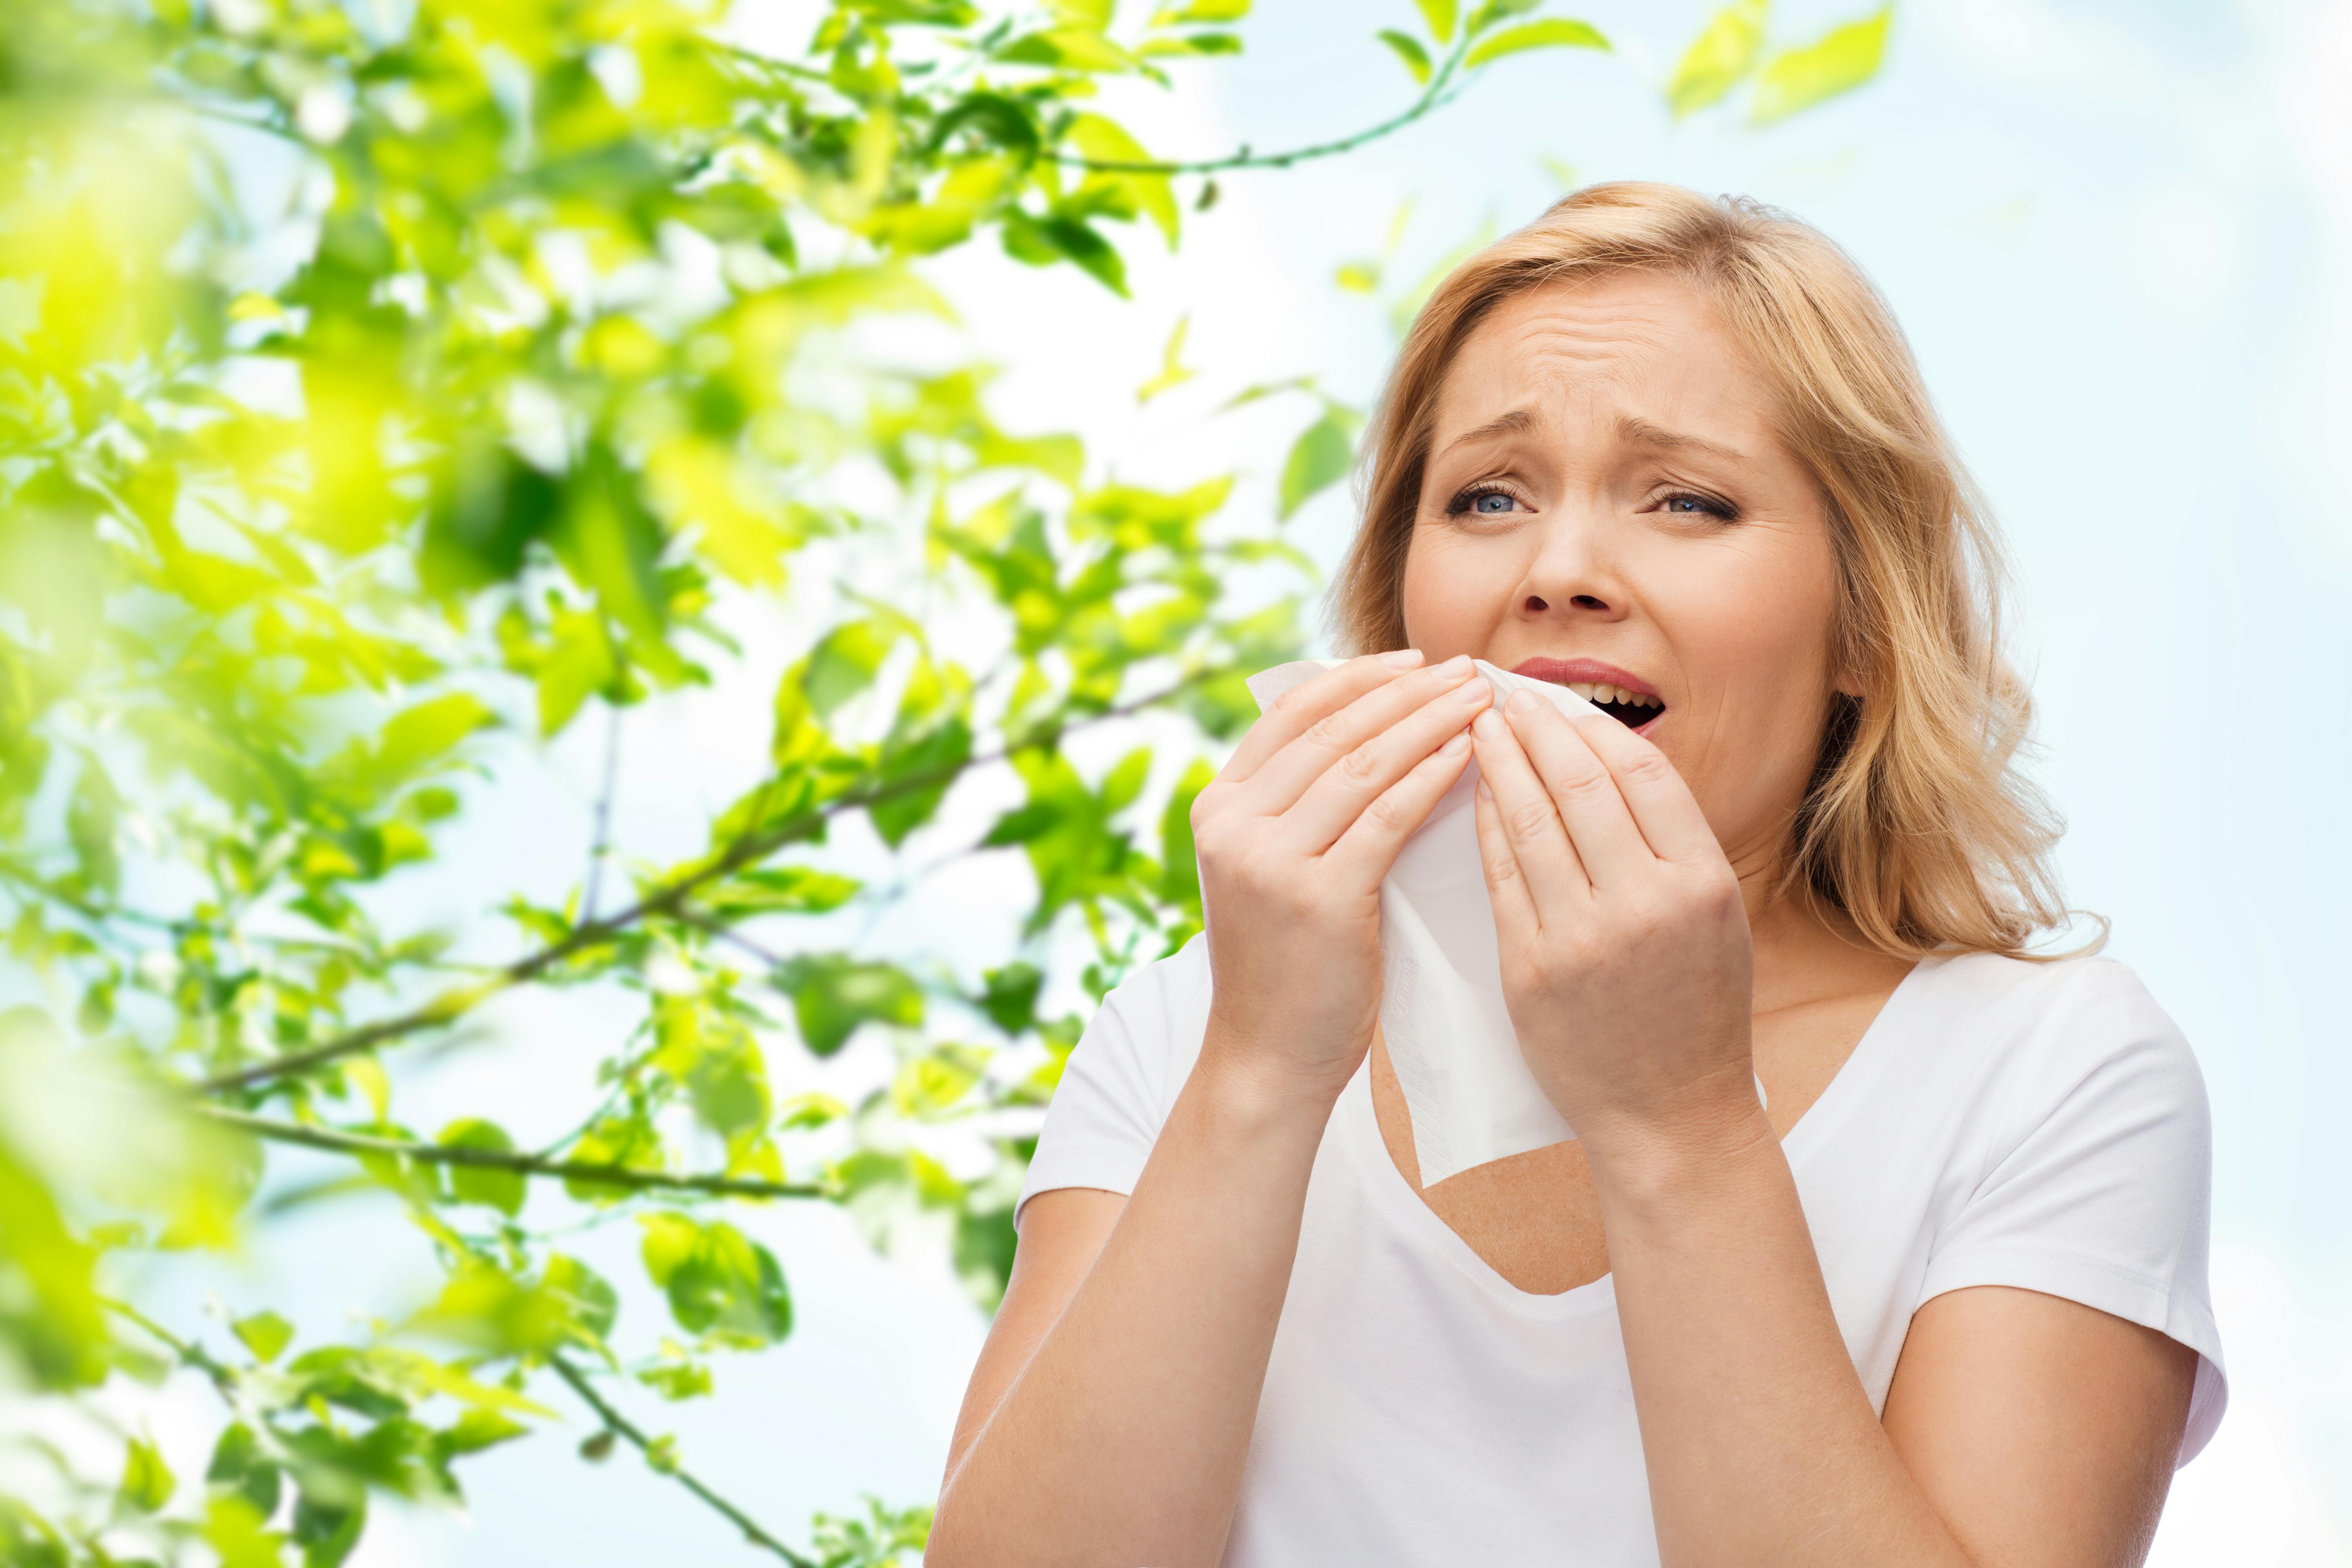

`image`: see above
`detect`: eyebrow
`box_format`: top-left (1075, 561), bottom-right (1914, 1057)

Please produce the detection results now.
top-left (1434, 408), bottom-right (1535, 458)
top-left (1432, 409), bottom-right (1750, 466)
top-left (1615, 415), bottom-right (1748, 464)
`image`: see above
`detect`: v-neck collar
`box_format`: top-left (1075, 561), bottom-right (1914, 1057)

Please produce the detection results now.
top-left (1334, 955), bottom-right (1938, 1308)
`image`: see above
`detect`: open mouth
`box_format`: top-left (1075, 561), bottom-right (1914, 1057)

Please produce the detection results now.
top-left (1561, 682), bottom-right (1664, 731)
top-left (1507, 659), bottom-right (1667, 732)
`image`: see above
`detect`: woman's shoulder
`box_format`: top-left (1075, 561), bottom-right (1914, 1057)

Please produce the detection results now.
top-left (1894, 947), bottom-right (2208, 1133)
top-left (1058, 931), bottom-right (1215, 1114)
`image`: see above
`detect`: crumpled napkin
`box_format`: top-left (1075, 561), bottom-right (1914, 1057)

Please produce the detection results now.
top-left (1243, 658), bottom-right (1591, 1185)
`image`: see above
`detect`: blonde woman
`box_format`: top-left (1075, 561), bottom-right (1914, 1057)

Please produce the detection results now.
top-left (928, 184), bottom-right (2223, 1568)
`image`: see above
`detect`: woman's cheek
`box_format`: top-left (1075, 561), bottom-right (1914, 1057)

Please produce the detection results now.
top-left (1402, 525), bottom-right (1516, 650)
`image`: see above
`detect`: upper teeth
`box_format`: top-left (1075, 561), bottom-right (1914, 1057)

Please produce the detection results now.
top-left (1568, 682), bottom-right (1659, 709)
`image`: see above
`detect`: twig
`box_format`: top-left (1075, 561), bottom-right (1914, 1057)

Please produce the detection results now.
top-left (582, 702), bottom-right (624, 923)
top-left (1049, 46), bottom-right (1474, 175)
top-left (547, 1353), bottom-right (820, 1568)
top-left (192, 667), bottom-right (1231, 1096)
top-left (197, 1106), bottom-right (828, 1200)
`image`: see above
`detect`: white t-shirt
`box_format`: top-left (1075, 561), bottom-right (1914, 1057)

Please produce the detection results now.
top-left (1016, 937), bottom-right (2226, 1567)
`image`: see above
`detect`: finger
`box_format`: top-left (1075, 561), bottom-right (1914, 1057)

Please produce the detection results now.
top-left (1244, 654), bottom-right (1479, 814)
top-left (1222, 650), bottom-right (1422, 785)
top-left (1472, 772), bottom-right (1540, 936)
top-left (1281, 675), bottom-right (1492, 851)
top-left (1560, 709), bottom-right (1723, 866)
top-left (1324, 727), bottom-right (1475, 882)
top-left (1468, 705), bottom-right (1589, 909)
top-left (1501, 688), bottom-right (1653, 889)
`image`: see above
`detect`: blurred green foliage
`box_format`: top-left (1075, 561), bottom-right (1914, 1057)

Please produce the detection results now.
top-left (0, 0), bottom-right (1880, 1561)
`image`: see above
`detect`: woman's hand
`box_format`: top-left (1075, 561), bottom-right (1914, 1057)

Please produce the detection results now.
top-left (1468, 688), bottom-right (1759, 1156)
top-left (1192, 651), bottom-right (1492, 1108)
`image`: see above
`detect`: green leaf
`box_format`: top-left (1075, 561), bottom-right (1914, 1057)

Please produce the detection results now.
top-left (697, 866), bottom-right (862, 920)
top-left (292, 1481), bottom-right (365, 1568)
top-left (552, 446), bottom-right (668, 639)
top-left (976, 962), bottom-right (1044, 1036)
top-left (205, 1425), bottom-right (282, 1521)
top-left (372, 694), bottom-right (496, 787)
top-left (638, 1359), bottom-right (714, 1401)
top-left (639, 1214), bottom-right (793, 1347)
top-left (891, 1042), bottom-right (992, 1117)
top-left (955, 1205), bottom-right (1019, 1310)
top-left (422, 446), bottom-right (562, 593)
top-left (1376, 29), bottom-right (1433, 85)
top-left (437, 1119), bottom-right (526, 1216)
top-left (543, 1254), bottom-right (620, 1343)
top-left (1278, 414), bottom-right (1355, 519)
top-left (802, 619), bottom-right (900, 716)
top-left (1069, 115), bottom-right (1179, 248)
top-left (980, 801), bottom-right (1064, 846)
top-left (231, 1310), bottom-right (294, 1364)
top-left (1136, 314), bottom-right (1196, 404)
top-left (1464, 16), bottom-right (1610, 67)
top-left (1165, 0), bottom-right (1249, 18)
top-left (1002, 212), bottom-right (1129, 296)
top-left (533, 607), bottom-right (616, 737)
top-left (776, 954), bottom-right (924, 1056)
top-left (1100, 746), bottom-right (1152, 816)
top-left (117, 1434), bottom-right (176, 1514)
top-left (1158, 757), bottom-right (1215, 908)
top-left (66, 763), bottom-right (120, 895)
top-left (1666, 0), bottom-right (1767, 117)
top-left (1750, 6), bottom-right (1890, 125)
top-left (649, 1000), bottom-right (772, 1138)
top-left (1462, 0), bottom-right (1538, 36)
top-left (1414, 0), bottom-right (1457, 44)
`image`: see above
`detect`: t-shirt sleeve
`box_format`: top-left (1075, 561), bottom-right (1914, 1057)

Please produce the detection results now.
top-left (1918, 959), bottom-right (2227, 1465)
top-left (1015, 937), bottom-right (1209, 1228)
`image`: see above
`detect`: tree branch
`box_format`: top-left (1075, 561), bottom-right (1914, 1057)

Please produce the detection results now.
top-left (547, 1353), bottom-right (820, 1568)
top-left (1051, 47), bottom-right (1473, 175)
top-left (582, 701), bottom-right (624, 923)
top-left (198, 1107), bottom-right (829, 1201)
top-left (192, 667), bottom-right (1235, 1096)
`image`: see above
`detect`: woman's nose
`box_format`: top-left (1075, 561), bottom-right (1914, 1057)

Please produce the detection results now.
top-left (1515, 518), bottom-right (1628, 621)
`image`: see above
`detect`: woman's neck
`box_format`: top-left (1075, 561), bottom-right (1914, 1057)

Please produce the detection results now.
top-left (1743, 877), bottom-right (1915, 1017)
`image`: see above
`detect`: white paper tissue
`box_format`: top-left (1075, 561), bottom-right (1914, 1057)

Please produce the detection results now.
top-left (1241, 658), bottom-right (1596, 1185)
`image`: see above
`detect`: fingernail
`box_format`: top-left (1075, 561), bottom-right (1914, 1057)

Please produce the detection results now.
top-left (1440, 654), bottom-right (1473, 677)
top-left (1472, 709), bottom-right (1504, 739)
top-left (1440, 731), bottom-right (1470, 757)
top-left (1506, 688), bottom-right (1541, 714)
top-left (1381, 648), bottom-right (1423, 669)
top-left (1450, 674), bottom-right (1490, 704)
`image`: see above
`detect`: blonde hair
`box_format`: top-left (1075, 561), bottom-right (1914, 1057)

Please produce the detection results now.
top-left (1333, 181), bottom-right (2082, 962)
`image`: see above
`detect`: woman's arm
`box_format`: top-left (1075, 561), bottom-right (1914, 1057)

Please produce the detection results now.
top-left (929, 651), bottom-right (1492, 1567)
top-left (1885, 1285), bottom-right (2195, 1566)
top-left (1468, 692), bottom-right (2194, 1568)
top-left (1593, 1109), bottom-right (2191, 1567)
top-left (927, 1053), bottom-right (1337, 1567)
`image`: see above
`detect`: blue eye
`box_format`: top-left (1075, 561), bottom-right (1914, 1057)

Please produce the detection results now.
top-left (1450, 486), bottom-right (1519, 517)
top-left (1662, 492), bottom-right (1735, 520)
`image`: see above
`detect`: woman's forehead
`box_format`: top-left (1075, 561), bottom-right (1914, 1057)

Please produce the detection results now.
top-left (1432, 274), bottom-right (1780, 452)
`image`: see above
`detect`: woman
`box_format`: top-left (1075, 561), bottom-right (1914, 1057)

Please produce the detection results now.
top-left (929, 183), bottom-right (2223, 1567)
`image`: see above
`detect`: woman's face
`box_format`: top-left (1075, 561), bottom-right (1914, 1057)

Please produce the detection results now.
top-left (1399, 271), bottom-right (1846, 878)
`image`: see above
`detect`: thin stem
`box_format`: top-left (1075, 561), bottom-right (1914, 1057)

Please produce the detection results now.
top-left (198, 1106), bottom-right (828, 1200)
top-left (192, 667), bottom-right (1230, 1096)
top-left (582, 702), bottom-right (624, 924)
top-left (1049, 47), bottom-right (1474, 176)
top-left (547, 1353), bottom-right (820, 1568)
